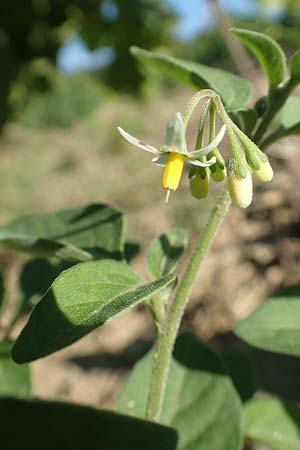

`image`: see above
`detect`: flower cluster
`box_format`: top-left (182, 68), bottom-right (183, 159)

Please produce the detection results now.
top-left (117, 92), bottom-right (273, 208)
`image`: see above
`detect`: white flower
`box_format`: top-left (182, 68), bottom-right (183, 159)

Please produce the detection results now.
top-left (117, 112), bottom-right (226, 201)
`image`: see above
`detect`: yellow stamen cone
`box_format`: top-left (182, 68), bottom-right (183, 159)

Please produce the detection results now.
top-left (162, 153), bottom-right (184, 191)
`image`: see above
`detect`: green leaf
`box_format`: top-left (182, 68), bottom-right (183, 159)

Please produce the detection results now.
top-left (130, 46), bottom-right (252, 108)
top-left (0, 268), bottom-right (5, 313)
top-left (146, 228), bottom-right (188, 280)
top-left (227, 107), bottom-right (258, 135)
top-left (117, 333), bottom-right (242, 450)
top-left (234, 287), bottom-right (300, 356)
top-left (124, 241), bottom-right (141, 263)
top-left (245, 396), bottom-right (300, 450)
top-left (262, 96), bottom-right (300, 147)
top-left (222, 349), bottom-right (255, 402)
top-left (12, 260), bottom-right (176, 363)
top-left (0, 397), bottom-right (177, 450)
top-left (0, 204), bottom-right (125, 262)
top-left (18, 258), bottom-right (71, 313)
top-left (275, 96), bottom-right (300, 129)
top-left (231, 28), bottom-right (287, 90)
top-left (0, 340), bottom-right (31, 397)
top-left (290, 49), bottom-right (300, 82)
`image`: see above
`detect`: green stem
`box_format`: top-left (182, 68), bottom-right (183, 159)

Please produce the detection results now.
top-left (146, 78), bottom-right (297, 422)
top-left (253, 78), bottom-right (296, 144)
top-left (146, 188), bottom-right (231, 421)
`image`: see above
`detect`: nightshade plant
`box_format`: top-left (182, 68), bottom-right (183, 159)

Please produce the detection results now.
top-left (1, 28), bottom-right (300, 450)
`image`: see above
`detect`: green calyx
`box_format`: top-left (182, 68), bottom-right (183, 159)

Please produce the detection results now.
top-left (234, 125), bottom-right (269, 172)
top-left (208, 149), bottom-right (226, 181)
top-left (227, 126), bottom-right (248, 178)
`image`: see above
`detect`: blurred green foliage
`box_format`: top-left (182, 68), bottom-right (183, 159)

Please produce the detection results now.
top-left (0, 0), bottom-right (175, 128)
top-left (9, 60), bottom-right (109, 128)
top-left (0, 0), bottom-right (300, 130)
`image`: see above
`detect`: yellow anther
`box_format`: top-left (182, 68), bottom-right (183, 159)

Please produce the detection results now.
top-left (162, 153), bottom-right (184, 192)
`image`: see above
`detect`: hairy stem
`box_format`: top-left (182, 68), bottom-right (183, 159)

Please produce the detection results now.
top-left (146, 188), bottom-right (231, 421)
top-left (253, 78), bottom-right (297, 144)
top-left (146, 76), bottom-right (297, 422)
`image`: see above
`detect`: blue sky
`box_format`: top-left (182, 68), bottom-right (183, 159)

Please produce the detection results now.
top-left (166, 0), bottom-right (284, 40)
top-left (57, 0), bottom-right (285, 72)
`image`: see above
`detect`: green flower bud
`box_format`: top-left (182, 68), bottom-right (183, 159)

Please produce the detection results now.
top-left (232, 123), bottom-right (274, 183)
top-left (227, 171), bottom-right (253, 209)
top-left (189, 167), bottom-right (210, 199)
top-left (210, 163), bottom-right (227, 182)
top-left (209, 150), bottom-right (226, 182)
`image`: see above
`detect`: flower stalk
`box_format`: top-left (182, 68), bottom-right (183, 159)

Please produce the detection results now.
top-left (145, 80), bottom-right (293, 422)
top-left (146, 188), bottom-right (231, 421)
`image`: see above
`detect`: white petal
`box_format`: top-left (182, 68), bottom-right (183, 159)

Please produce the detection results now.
top-left (152, 155), bottom-right (167, 167)
top-left (187, 156), bottom-right (217, 167)
top-left (117, 127), bottom-right (159, 154)
top-left (189, 124), bottom-right (227, 157)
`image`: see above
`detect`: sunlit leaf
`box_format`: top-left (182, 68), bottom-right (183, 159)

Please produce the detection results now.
top-left (231, 28), bottom-right (287, 91)
top-left (12, 260), bottom-right (176, 363)
top-left (275, 96), bottom-right (300, 129)
top-left (290, 49), bottom-right (300, 82)
top-left (146, 228), bottom-right (188, 280)
top-left (245, 396), bottom-right (300, 450)
top-left (234, 287), bottom-right (300, 356)
top-left (0, 340), bottom-right (31, 397)
top-left (117, 333), bottom-right (242, 450)
top-left (0, 397), bottom-right (177, 450)
top-left (130, 46), bottom-right (252, 108)
top-left (262, 96), bottom-right (300, 147)
top-left (0, 268), bottom-right (5, 313)
top-left (0, 204), bottom-right (125, 262)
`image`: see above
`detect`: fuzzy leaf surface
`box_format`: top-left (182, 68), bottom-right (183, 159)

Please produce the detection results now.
top-left (147, 228), bottom-right (188, 280)
top-left (234, 287), bottom-right (300, 356)
top-left (290, 49), bottom-right (300, 81)
top-left (245, 397), bottom-right (300, 450)
top-left (130, 46), bottom-right (252, 108)
top-left (0, 204), bottom-right (124, 262)
top-left (231, 28), bottom-right (287, 90)
top-left (12, 260), bottom-right (175, 363)
top-left (0, 340), bottom-right (31, 397)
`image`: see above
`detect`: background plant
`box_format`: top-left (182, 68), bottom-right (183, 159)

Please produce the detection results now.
top-left (0, 9), bottom-right (300, 450)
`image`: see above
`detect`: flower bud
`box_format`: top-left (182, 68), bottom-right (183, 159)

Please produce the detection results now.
top-left (253, 160), bottom-right (273, 182)
top-left (208, 149), bottom-right (226, 182)
top-left (227, 171), bottom-right (253, 209)
top-left (189, 168), bottom-right (209, 199)
top-left (210, 163), bottom-right (227, 182)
